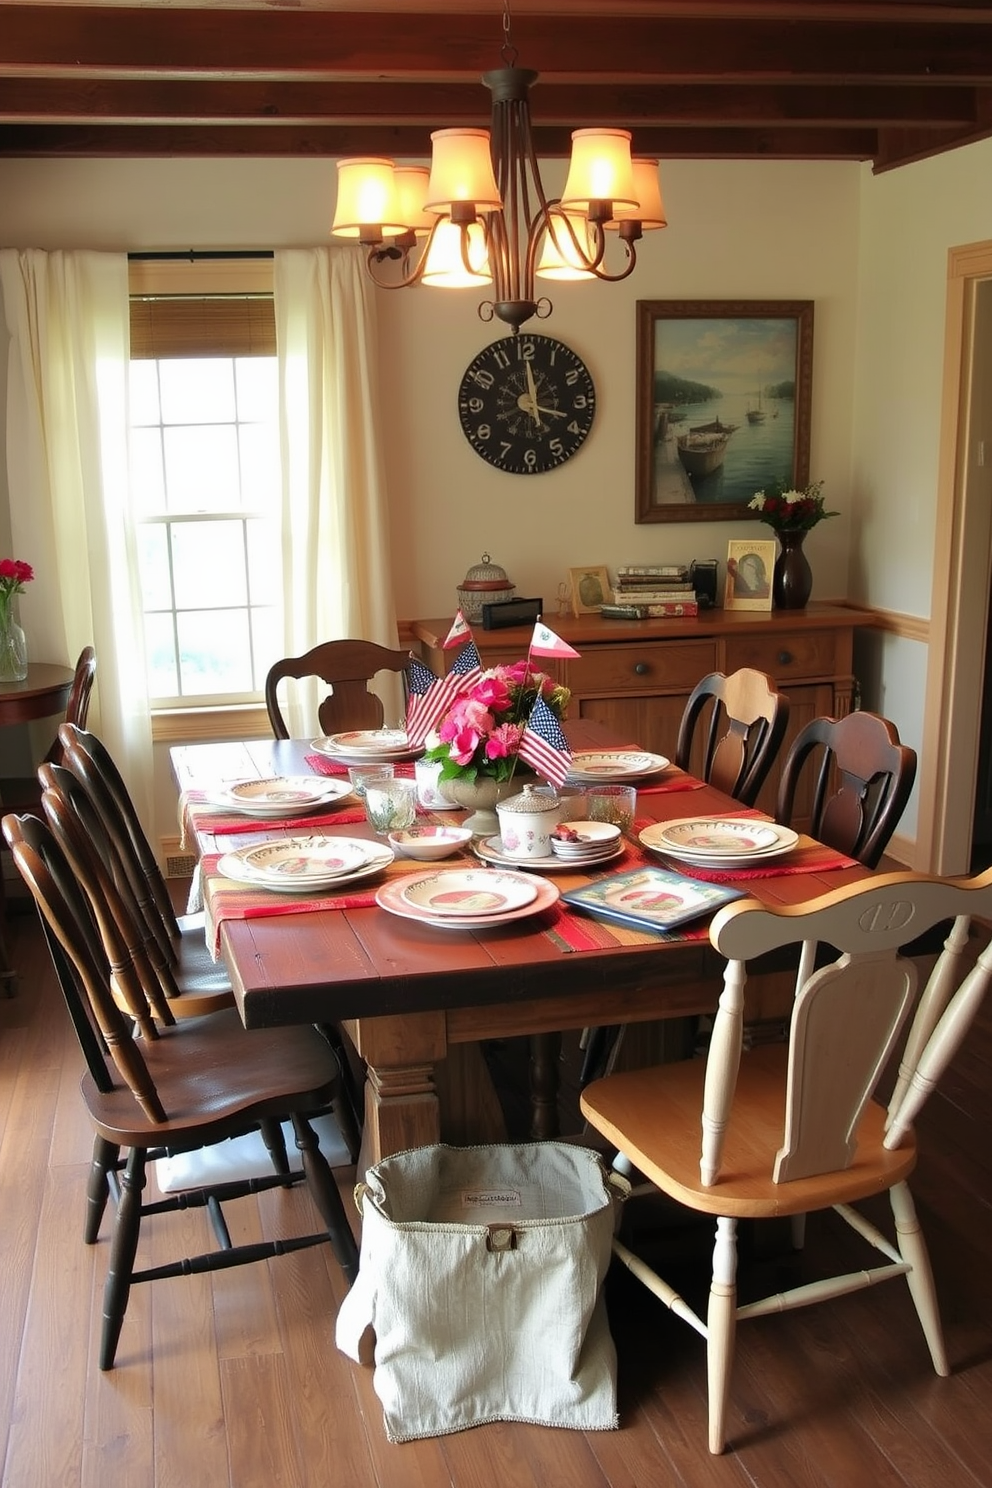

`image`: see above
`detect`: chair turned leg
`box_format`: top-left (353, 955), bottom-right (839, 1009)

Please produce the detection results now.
top-left (84, 1135), bottom-right (120, 1244)
top-left (258, 1117), bottom-right (291, 1177)
top-left (100, 1147), bottom-right (147, 1370)
top-left (314, 1023), bottom-right (364, 1161)
top-left (290, 1114), bottom-right (359, 1283)
top-left (890, 1181), bottom-right (949, 1375)
top-left (706, 1216), bottom-right (738, 1454)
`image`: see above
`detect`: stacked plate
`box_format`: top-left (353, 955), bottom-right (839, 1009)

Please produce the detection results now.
top-left (550, 820), bottom-right (622, 864)
top-left (217, 835), bottom-right (394, 893)
top-left (639, 816), bottom-right (799, 870)
top-left (376, 868), bottom-right (560, 930)
top-left (212, 776), bottom-right (353, 818)
top-left (311, 729), bottom-right (422, 765)
top-left (474, 832), bottom-right (625, 873)
top-left (566, 750), bottom-right (670, 783)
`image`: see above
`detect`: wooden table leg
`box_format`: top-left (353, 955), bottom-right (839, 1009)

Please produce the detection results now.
top-left (529, 1031), bottom-right (562, 1139)
top-left (345, 1010), bottom-right (448, 1173)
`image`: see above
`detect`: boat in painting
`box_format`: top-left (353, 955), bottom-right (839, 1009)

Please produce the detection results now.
top-left (676, 417), bottom-right (738, 477)
top-left (746, 391), bottom-right (767, 424)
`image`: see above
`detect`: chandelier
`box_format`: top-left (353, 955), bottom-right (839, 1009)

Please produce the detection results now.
top-left (330, 2), bottom-right (666, 332)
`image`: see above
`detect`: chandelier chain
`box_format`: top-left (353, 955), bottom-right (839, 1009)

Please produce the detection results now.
top-left (501, 0), bottom-right (518, 69)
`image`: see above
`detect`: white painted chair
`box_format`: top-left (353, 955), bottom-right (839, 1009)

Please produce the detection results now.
top-left (580, 868), bottom-right (992, 1454)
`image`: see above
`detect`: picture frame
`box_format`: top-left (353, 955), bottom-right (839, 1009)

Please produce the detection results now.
top-left (723, 538), bottom-right (776, 611)
top-left (569, 565), bottom-right (610, 615)
top-left (634, 299), bottom-right (814, 524)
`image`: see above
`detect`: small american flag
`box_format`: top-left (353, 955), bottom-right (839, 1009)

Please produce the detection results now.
top-left (404, 642), bottom-right (483, 747)
top-left (519, 696), bottom-right (572, 787)
top-left (404, 656), bottom-right (444, 747)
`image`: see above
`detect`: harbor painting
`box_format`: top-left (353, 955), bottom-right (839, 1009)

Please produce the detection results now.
top-left (635, 300), bottom-right (814, 524)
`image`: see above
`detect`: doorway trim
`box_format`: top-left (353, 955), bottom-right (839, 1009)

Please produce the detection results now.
top-left (919, 239), bottom-right (992, 873)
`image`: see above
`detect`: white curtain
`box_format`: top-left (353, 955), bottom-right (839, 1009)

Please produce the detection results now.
top-left (273, 247), bottom-right (400, 734)
top-left (0, 249), bottom-right (153, 815)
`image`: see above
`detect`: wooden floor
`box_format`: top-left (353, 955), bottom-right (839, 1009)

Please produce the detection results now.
top-left (2, 900), bottom-right (992, 1488)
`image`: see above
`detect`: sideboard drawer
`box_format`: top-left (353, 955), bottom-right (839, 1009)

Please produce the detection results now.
top-left (577, 640), bottom-right (718, 695)
top-left (723, 629), bottom-right (845, 681)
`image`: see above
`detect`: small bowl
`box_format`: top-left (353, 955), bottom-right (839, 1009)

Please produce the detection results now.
top-left (387, 825), bottom-right (473, 861)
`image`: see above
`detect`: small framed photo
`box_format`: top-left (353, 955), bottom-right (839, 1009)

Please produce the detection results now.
top-left (569, 565), bottom-right (610, 615)
top-left (724, 539), bottom-right (775, 611)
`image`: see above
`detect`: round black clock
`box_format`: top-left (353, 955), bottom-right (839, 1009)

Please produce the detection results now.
top-left (457, 333), bottom-right (596, 474)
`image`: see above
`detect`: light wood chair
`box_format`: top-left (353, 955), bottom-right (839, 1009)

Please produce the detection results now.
top-left (776, 709), bottom-right (918, 869)
top-left (675, 666), bottom-right (790, 807)
top-left (264, 638), bottom-right (411, 740)
top-left (2, 807), bottom-right (360, 1370)
top-left (580, 868), bottom-right (992, 1453)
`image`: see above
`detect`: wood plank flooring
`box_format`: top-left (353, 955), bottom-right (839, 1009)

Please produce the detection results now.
top-left (1, 900), bottom-right (991, 1488)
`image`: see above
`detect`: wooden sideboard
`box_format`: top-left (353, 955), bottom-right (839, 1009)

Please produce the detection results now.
top-left (410, 603), bottom-right (876, 830)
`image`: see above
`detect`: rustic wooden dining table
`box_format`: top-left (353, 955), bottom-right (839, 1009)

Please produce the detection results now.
top-left (171, 721), bottom-right (868, 1170)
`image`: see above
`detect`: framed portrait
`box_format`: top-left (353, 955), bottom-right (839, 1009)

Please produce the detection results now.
top-left (569, 565), bottom-right (610, 615)
top-left (634, 299), bottom-right (814, 524)
top-left (724, 538), bottom-right (776, 611)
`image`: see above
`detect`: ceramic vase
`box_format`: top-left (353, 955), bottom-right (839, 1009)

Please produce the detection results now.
top-left (0, 609), bottom-right (28, 682)
top-left (773, 530), bottom-right (813, 610)
top-left (439, 769), bottom-right (538, 837)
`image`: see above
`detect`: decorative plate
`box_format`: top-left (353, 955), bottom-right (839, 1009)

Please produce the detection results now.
top-left (474, 835), bottom-right (626, 873)
top-left (646, 818), bottom-right (797, 856)
top-left (218, 777), bottom-right (352, 816)
top-left (566, 751), bottom-right (670, 782)
top-left (399, 869), bottom-right (537, 917)
top-left (217, 843), bottom-right (393, 893)
top-left (376, 874), bottom-right (560, 930)
top-left (311, 735), bottom-right (423, 765)
top-left (234, 835), bottom-right (379, 883)
top-left (324, 729), bottom-right (410, 754)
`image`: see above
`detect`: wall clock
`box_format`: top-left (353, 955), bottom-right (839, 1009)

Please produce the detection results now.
top-left (457, 333), bottom-right (596, 475)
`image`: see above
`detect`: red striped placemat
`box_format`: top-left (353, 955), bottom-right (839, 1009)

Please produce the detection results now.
top-left (305, 753), bottom-right (417, 780)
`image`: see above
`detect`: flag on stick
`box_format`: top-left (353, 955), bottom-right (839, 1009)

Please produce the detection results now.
top-left (444, 610), bottom-right (474, 649)
top-left (519, 696), bottom-right (572, 787)
top-left (404, 656), bottom-right (444, 747)
top-left (530, 620), bottom-right (581, 660)
top-left (404, 642), bottom-right (484, 747)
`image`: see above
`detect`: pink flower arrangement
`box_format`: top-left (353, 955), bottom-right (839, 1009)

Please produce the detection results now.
top-left (423, 661), bottom-right (570, 785)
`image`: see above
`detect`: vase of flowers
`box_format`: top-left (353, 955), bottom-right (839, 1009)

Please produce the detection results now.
top-left (0, 558), bottom-right (33, 682)
top-left (423, 661), bottom-right (571, 836)
top-left (748, 480), bottom-right (837, 609)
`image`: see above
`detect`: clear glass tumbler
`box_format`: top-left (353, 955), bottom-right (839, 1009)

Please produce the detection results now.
top-left (586, 783), bottom-right (637, 833)
top-left (348, 763), bottom-right (395, 799)
top-left (364, 777), bottom-right (418, 835)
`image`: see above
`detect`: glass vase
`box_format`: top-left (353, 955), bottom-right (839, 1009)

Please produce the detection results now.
top-left (773, 529), bottom-right (813, 610)
top-left (0, 611), bottom-right (28, 682)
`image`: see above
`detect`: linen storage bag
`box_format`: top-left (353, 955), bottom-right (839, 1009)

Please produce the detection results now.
top-left (335, 1140), bottom-right (623, 1441)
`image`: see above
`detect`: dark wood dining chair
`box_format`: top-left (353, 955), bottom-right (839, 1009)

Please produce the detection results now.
top-left (2, 808), bottom-right (359, 1370)
top-left (581, 868), bottom-right (992, 1453)
top-left (776, 709), bottom-right (918, 869)
top-left (264, 638), bottom-right (411, 740)
top-left (675, 666), bottom-right (790, 807)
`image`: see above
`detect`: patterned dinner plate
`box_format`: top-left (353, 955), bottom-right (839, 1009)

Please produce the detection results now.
top-left (566, 751), bottom-right (670, 782)
top-left (311, 733), bottom-right (423, 764)
top-left (217, 776), bottom-right (352, 816)
top-left (647, 818), bottom-right (797, 856)
top-left (229, 835), bottom-right (386, 884)
top-left (399, 869), bottom-right (537, 917)
top-left (217, 846), bottom-right (394, 894)
top-left (377, 873), bottom-right (559, 930)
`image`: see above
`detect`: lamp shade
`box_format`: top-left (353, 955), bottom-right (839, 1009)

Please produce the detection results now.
top-left (331, 158), bottom-right (407, 238)
top-left (424, 129), bottom-right (502, 214)
top-left (393, 166), bottom-right (434, 234)
top-left (560, 129), bottom-right (637, 211)
top-left (607, 158), bottom-right (667, 230)
top-left (421, 220), bottom-right (492, 287)
top-left (536, 211), bottom-right (595, 280)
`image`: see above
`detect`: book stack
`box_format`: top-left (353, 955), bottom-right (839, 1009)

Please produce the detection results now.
top-left (602, 564), bottom-right (699, 618)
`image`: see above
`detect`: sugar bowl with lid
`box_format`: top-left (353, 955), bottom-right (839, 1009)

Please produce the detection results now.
top-left (495, 782), bottom-right (561, 861)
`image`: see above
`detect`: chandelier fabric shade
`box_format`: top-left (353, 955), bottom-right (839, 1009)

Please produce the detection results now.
top-left (330, 25), bottom-right (665, 330)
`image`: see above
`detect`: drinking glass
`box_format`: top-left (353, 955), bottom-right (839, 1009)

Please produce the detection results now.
top-left (348, 763), bottom-right (395, 799)
top-left (586, 784), bottom-right (637, 833)
top-left (364, 778), bottom-right (418, 835)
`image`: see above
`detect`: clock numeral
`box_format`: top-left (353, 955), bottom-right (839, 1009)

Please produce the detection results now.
top-left (523, 448), bottom-right (538, 469)
top-left (572, 394), bottom-right (588, 410)
top-left (476, 422), bottom-right (492, 441)
top-left (491, 346), bottom-right (511, 370)
top-left (500, 441), bottom-right (513, 460)
top-left (565, 368), bottom-right (581, 385)
top-left (469, 368), bottom-right (495, 390)
top-left (518, 340), bottom-right (535, 362)
top-left (549, 438), bottom-right (564, 458)
top-left (567, 419), bottom-right (582, 435)
top-left (468, 396), bottom-right (484, 414)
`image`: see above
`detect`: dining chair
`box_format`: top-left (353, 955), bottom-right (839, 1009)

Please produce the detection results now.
top-left (264, 638), bottom-right (411, 740)
top-left (776, 709), bottom-right (918, 869)
top-left (675, 666), bottom-right (790, 807)
top-left (580, 867), bottom-right (992, 1453)
top-left (2, 808), bottom-right (359, 1370)
top-left (0, 645), bottom-right (96, 989)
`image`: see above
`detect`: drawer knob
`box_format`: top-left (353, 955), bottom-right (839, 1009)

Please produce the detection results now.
top-left (634, 661), bottom-right (650, 676)
top-left (777, 649), bottom-right (793, 665)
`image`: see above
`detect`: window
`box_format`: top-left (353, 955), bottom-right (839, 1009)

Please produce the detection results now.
top-left (128, 259), bottom-right (282, 709)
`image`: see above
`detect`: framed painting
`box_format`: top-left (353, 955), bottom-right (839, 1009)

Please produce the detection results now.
top-left (569, 565), bottom-right (610, 615)
top-left (723, 538), bottom-right (776, 611)
top-left (635, 299), bottom-right (814, 524)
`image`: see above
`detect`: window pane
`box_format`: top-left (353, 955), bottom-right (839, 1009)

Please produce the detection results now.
top-left (171, 520), bottom-right (247, 609)
top-left (236, 358), bottom-right (277, 421)
top-left (143, 611), bottom-right (179, 697)
top-left (130, 427), bottom-right (166, 516)
top-left (137, 522), bottom-right (173, 610)
top-left (159, 359), bottom-right (236, 425)
top-left (246, 517), bottom-right (281, 604)
top-left (177, 609), bottom-right (253, 695)
top-left (163, 425), bottom-right (241, 512)
top-left (129, 361), bottom-right (161, 425)
top-left (239, 423), bottom-right (280, 508)
top-left (251, 605), bottom-right (281, 690)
